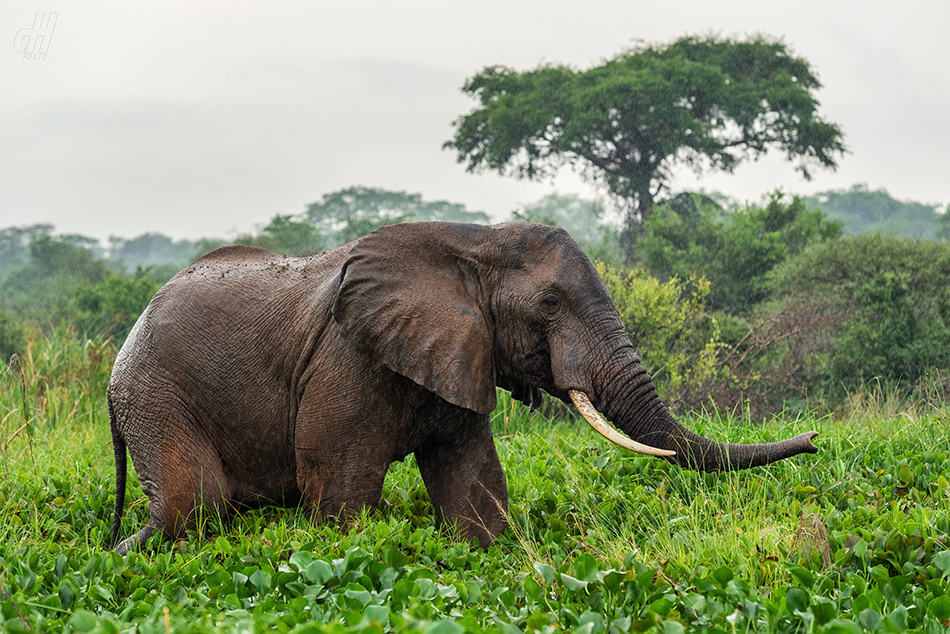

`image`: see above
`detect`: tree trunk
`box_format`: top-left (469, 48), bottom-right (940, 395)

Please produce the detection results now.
top-left (619, 190), bottom-right (654, 264)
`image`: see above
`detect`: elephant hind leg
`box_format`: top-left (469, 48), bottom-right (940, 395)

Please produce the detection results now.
top-left (128, 431), bottom-right (233, 550)
top-left (416, 417), bottom-right (508, 549)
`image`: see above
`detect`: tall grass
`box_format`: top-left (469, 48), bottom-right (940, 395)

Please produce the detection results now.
top-left (1, 329), bottom-right (114, 477)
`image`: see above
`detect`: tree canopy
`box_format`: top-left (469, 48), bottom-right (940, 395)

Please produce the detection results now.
top-left (305, 186), bottom-right (490, 248)
top-left (234, 215), bottom-right (324, 257)
top-left (445, 35), bottom-right (846, 252)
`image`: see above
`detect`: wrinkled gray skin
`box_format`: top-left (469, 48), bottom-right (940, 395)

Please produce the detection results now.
top-left (109, 222), bottom-right (817, 554)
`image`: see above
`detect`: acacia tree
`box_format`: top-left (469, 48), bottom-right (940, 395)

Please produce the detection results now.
top-left (445, 35), bottom-right (846, 252)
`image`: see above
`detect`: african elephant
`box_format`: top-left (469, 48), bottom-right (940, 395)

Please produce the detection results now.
top-left (109, 222), bottom-right (817, 554)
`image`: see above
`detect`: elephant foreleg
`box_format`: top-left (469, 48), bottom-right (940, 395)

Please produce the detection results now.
top-left (416, 418), bottom-right (508, 548)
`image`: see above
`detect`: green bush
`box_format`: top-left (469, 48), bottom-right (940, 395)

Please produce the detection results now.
top-left (0, 310), bottom-right (26, 361)
top-left (4, 334), bottom-right (950, 632)
top-left (768, 234), bottom-right (950, 403)
top-left (69, 270), bottom-right (159, 341)
top-left (0, 236), bottom-right (160, 345)
top-left (640, 192), bottom-right (842, 314)
top-left (595, 262), bottom-right (740, 409)
top-left (0, 236), bottom-right (109, 324)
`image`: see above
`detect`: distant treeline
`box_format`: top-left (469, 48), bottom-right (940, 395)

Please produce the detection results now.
top-left (805, 183), bottom-right (950, 241)
top-left (2, 184), bottom-right (949, 415)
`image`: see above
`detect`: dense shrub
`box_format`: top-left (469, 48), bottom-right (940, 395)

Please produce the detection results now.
top-left (0, 236), bottom-right (109, 323)
top-left (69, 270), bottom-right (160, 341)
top-left (595, 262), bottom-right (741, 410)
top-left (768, 235), bottom-right (950, 404)
top-left (640, 192), bottom-right (842, 315)
top-left (0, 310), bottom-right (26, 361)
top-left (0, 237), bottom-right (161, 349)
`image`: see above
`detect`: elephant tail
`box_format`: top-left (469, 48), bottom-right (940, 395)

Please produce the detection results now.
top-left (109, 394), bottom-right (127, 550)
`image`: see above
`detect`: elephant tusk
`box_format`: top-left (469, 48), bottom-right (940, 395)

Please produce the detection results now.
top-left (569, 389), bottom-right (676, 457)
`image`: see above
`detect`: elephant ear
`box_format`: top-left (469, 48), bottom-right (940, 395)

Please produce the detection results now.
top-left (333, 222), bottom-right (497, 414)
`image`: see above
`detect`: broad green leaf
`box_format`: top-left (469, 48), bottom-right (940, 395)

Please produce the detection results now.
top-left (681, 593), bottom-right (706, 614)
top-left (523, 575), bottom-right (542, 601)
top-left (492, 617), bottom-right (523, 634)
top-left (812, 596), bottom-right (836, 625)
top-left (58, 584), bottom-right (75, 610)
top-left (573, 622), bottom-right (594, 634)
top-left (897, 465), bottom-right (913, 485)
top-left (662, 620), bottom-right (685, 634)
top-left (711, 566), bottom-right (734, 587)
top-left (67, 610), bottom-right (98, 632)
top-left (415, 578), bottom-right (437, 600)
top-left (305, 559), bottom-right (333, 585)
top-left (465, 580), bottom-right (483, 605)
top-left (533, 562), bottom-right (555, 584)
top-left (54, 554), bottom-right (67, 579)
top-left (574, 553), bottom-right (599, 582)
top-left (823, 620), bottom-right (864, 634)
top-left (853, 539), bottom-right (868, 559)
top-left (785, 587), bottom-right (809, 614)
top-left (383, 546), bottom-right (408, 568)
top-left (885, 606), bottom-right (907, 631)
top-left (345, 584), bottom-right (372, 607)
top-left (249, 570), bottom-right (272, 593)
top-left (559, 574), bottom-right (588, 592)
top-left (858, 608), bottom-right (881, 631)
top-left (649, 597), bottom-right (673, 618)
top-left (930, 594), bottom-right (950, 620)
top-left (214, 535), bottom-right (232, 554)
top-left (289, 550), bottom-right (315, 572)
top-left (934, 550), bottom-right (950, 576)
top-left (847, 573), bottom-right (867, 596)
top-left (82, 554), bottom-right (101, 579)
top-left (392, 578), bottom-right (417, 606)
top-left (426, 618), bottom-right (464, 634)
top-left (364, 605), bottom-right (389, 625)
top-left (787, 564), bottom-right (814, 589)
top-left (342, 547), bottom-right (371, 573)
top-left (578, 610), bottom-right (603, 633)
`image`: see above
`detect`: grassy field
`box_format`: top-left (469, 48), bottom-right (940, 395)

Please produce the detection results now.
top-left (2, 334), bottom-right (950, 633)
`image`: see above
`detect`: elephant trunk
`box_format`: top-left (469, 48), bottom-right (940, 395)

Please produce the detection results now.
top-left (579, 353), bottom-right (818, 472)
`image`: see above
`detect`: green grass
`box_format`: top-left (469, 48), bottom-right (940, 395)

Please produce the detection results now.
top-left (2, 335), bottom-right (950, 632)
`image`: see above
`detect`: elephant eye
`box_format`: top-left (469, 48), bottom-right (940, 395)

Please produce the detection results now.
top-left (540, 294), bottom-right (560, 313)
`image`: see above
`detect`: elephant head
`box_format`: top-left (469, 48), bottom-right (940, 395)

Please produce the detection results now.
top-left (334, 221), bottom-right (818, 472)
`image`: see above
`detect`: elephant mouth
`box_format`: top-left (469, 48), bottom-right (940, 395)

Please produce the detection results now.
top-left (509, 380), bottom-right (544, 411)
top-left (568, 390), bottom-right (676, 457)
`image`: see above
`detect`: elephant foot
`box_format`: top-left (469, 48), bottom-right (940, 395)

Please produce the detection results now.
top-left (113, 525), bottom-right (157, 556)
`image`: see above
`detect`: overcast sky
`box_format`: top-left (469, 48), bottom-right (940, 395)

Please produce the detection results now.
top-left (4, 1), bottom-right (948, 242)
